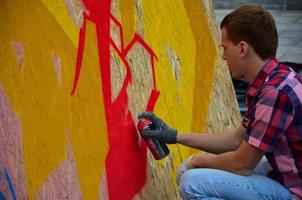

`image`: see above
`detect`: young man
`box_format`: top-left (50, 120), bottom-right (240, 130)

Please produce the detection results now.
top-left (138, 5), bottom-right (302, 200)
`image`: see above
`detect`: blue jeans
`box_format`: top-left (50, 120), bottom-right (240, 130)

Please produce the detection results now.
top-left (179, 159), bottom-right (294, 200)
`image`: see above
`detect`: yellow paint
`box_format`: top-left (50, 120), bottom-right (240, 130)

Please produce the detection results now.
top-left (141, 0), bottom-right (217, 182)
top-left (120, 0), bottom-right (135, 45)
top-left (40, 0), bottom-right (80, 46)
top-left (183, 1), bottom-right (217, 153)
top-left (0, 0), bottom-right (108, 199)
top-left (68, 21), bottom-right (109, 200)
top-left (140, 0), bottom-right (194, 186)
top-left (142, 0), bottom-right (195, 132)
top-left (0, 0), bottom-right (219, 198)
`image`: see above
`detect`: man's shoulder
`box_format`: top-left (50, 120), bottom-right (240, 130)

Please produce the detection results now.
top-left (261, 70), bottom-right (302, 108)
top-left (265, 68), bottom-right (301, 91)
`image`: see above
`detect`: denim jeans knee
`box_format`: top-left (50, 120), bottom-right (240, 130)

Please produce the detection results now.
top-left (179, 169), bottom-right (204, 199)
top-left (178, 168), bottom-right (294, 200)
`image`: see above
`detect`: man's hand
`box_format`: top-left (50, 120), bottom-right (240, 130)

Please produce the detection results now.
top-left (137, 112), bottom-right (177, 144)
top-left (176, 155), bottom-right (196, 185)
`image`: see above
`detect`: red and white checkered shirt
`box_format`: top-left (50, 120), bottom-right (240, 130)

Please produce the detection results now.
top-left (243, 58), bottom-right (302, 199)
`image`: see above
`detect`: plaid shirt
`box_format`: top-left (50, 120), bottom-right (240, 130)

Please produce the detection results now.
top-left (243, 58), bottom-right (302, 199)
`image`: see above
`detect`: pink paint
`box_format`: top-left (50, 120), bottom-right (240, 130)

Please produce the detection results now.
top-left (12, 41), bottom-right (24, 69)
top-left (70, 1), bottom-right (160, 199)
top-left (98, 170), bottom-right (109, 200)
top-left (34, 132), bottom-right (82, 200)
top-left (0, 84), bottom-right (27, 199)
top-left (51, 53), bottom-right (62, 85)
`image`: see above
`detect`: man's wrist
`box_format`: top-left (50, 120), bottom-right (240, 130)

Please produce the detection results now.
top-left (176, 132), bottom-right (183, 143)
top-left (172, 129), bottom-right (178, 143)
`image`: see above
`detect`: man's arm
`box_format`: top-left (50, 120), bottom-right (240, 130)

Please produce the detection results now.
top-left (177, 124), bottom-right (246, 154)
top-left (190, 140), bottom-right (264, 175)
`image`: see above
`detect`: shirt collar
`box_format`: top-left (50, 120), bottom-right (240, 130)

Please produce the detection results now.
top-left (247, 58), bottom-right (279, 97)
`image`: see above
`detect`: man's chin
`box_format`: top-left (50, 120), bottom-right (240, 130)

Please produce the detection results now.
top-left (230, 73), bottom-right (243, 80)
top-left (232, 77), bottom-right (241, 80)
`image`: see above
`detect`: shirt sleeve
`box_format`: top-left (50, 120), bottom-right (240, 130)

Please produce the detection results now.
top-left (244, 87), bottom-right (294, 153)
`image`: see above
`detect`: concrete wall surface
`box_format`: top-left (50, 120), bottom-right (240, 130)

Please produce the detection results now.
top-left (0, 0), bottom-right (240, 199)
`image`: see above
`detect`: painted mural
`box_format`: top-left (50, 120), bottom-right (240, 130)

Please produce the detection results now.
top-left (0, 0), bottom-right (240, 199)
top-left (70, 0), bottom-right (161, 199)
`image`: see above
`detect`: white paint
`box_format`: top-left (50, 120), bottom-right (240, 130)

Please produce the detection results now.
top-left (164, 44), bottom-right (182, 85)
top-left (51, 53), bottom-right (62, 86)
top-left (65, 0), bottom-right (84, 29)
top-left (12, 41), bottom-right (24, 70)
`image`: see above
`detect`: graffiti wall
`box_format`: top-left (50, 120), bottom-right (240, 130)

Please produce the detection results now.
top-left (0, 0), bottom-right (240, 199)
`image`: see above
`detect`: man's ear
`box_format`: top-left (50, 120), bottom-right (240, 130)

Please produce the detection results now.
top-left (239, 41), bottom-right (249, 57)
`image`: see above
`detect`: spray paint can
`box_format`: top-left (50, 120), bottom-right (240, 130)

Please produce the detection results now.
top-left (137, 117), bottom-right (170, 160)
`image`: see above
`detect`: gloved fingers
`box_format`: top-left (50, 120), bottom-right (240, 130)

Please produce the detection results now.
top-left (138, 112), bottom-right (155, 120)
top-left (177, 175), bottom-right (184, 185)
top-left (176, 168), bottom-right (185, 185)
top-left (176, 170), bottom-right (182, 185)
top-left (138, 112), bottom-right (165, 127)
top-left (140, 130), bottom-right (160, 139)
top-left (176, 174), bottom-right (180, 185)
top-left (152, 116), bottom-right (166, 127)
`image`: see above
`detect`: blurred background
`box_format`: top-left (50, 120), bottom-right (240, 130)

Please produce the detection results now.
top-left (214, 0), bottom-right (302, 115)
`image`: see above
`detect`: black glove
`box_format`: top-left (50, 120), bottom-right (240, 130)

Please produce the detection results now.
top-left (137, 112), bottom-right (177, 144)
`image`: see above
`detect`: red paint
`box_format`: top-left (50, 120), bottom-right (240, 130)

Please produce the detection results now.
top-left (71, 1), bottom-right (159, 199)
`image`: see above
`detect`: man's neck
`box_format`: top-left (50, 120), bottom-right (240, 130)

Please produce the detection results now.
top-left (244, 56), bottom-right (270, 85)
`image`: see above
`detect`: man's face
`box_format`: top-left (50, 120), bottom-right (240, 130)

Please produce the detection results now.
top-left (221, 28), bottom-right (243, 80)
